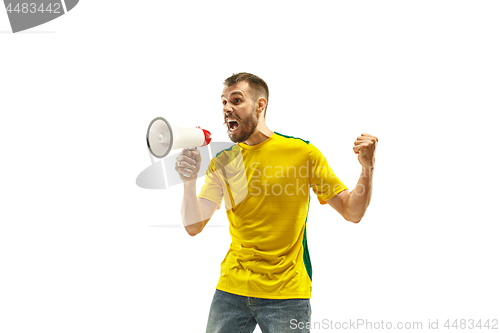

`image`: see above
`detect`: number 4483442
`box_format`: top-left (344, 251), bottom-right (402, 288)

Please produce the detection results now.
top-left (444, 319), bottom-right (498, 330)
top-left (5, 3), bottom-right (61, 14)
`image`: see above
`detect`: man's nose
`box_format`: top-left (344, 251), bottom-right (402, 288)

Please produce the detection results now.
top-left (223, 103), bottom-right (233, 114)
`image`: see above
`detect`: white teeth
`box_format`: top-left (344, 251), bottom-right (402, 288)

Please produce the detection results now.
top-left (228, 120), bottom-right (239, 133)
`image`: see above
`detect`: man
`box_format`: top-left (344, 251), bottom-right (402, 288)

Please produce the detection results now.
top-left (175, 73), bottom-right (377, 333)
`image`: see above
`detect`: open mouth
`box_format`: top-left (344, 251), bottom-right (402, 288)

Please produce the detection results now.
top-left (227, 119), bottom-right (240, 133)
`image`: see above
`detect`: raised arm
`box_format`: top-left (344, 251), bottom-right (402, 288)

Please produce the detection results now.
top-left (326, 133), bottom-right (377, 223)
top-left (176, 149), bottom-right (219, 236)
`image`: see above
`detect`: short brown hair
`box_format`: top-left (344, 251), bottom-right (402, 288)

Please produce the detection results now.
top-left (224, 72), bottom-right (269, 116)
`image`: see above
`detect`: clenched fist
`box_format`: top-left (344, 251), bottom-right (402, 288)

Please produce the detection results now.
top-left (353, 133), bottom-right (378, 168)
top-left (175, 148), bottom-right (202, 181)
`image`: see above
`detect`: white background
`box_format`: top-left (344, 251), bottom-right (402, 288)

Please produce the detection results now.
top-left (1, 1), bottom-right (499, 332)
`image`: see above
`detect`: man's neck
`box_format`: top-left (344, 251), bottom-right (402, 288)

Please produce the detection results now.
top-left (243, 128), bottom-right (274, 146)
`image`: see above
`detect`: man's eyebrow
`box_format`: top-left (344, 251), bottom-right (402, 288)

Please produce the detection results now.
top-left (221, 91), bottom-right (244, 99)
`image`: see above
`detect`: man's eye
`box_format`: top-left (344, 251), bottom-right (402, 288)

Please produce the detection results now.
top-left (234, 99), bottom-right (241, 103)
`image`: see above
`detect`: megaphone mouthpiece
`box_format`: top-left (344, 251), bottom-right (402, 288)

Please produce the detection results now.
top-left (201, 129), bottom-right (212, 146)
top-left (196, 125), bottom-right (212, 146)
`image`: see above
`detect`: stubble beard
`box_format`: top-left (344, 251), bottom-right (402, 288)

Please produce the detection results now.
top-left (227, 108), bottom-right (259, 143)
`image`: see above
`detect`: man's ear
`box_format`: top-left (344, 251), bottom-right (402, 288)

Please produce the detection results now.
top-left (256, 97), bottom-right (268, 115)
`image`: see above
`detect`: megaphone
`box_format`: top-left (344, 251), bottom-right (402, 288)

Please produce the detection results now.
top-left (146, 117), bottom-right (212, 158)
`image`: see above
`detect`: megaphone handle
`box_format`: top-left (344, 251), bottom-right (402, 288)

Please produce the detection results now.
top-left (182, 147), bottom-right (197, 177)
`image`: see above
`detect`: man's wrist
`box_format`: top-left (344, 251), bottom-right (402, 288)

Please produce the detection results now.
top-left (361, 165), bottom-right (375, 177)
top-left (183, 179), bottom-right (197, 192)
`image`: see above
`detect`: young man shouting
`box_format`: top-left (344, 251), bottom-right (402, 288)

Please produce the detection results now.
top-left (175, 73), bottom-right (378, 333)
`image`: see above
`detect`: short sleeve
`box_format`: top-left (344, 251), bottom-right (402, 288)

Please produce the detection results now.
top-left (198, 160), bottom-right (224, 207)
top-left (308, 143), bottom-right (348, 205)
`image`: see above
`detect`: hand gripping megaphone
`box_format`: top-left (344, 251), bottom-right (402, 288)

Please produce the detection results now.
top-left (146, 117), bottom-right (212, 158)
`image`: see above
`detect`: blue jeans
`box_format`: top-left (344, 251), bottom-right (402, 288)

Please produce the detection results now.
top-left (206, 289), bottom-right (311, 333)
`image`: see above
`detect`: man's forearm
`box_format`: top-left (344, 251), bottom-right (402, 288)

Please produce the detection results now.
top-left (345, 166), bottom-right (374, 222)
top-left (181, 181), bottom-right (205, 234)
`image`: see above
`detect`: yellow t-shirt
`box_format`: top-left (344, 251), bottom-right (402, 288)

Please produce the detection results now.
top-left (198, 132), bottom-right (347, 299)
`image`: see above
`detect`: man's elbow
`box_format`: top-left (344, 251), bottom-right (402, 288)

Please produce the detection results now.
top-left (184, 220), bottom-right (208, 236)
top-left (344, 212), bottom-right (363, 224)
top-left (185, 227), bottom-right (200, 236)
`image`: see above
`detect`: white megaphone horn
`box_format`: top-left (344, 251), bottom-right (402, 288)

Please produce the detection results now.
top-left (146, 117), bottom-right (212, 159)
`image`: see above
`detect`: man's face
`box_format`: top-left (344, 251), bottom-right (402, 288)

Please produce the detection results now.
top-left (221, 81), bottom-right (259, 143)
